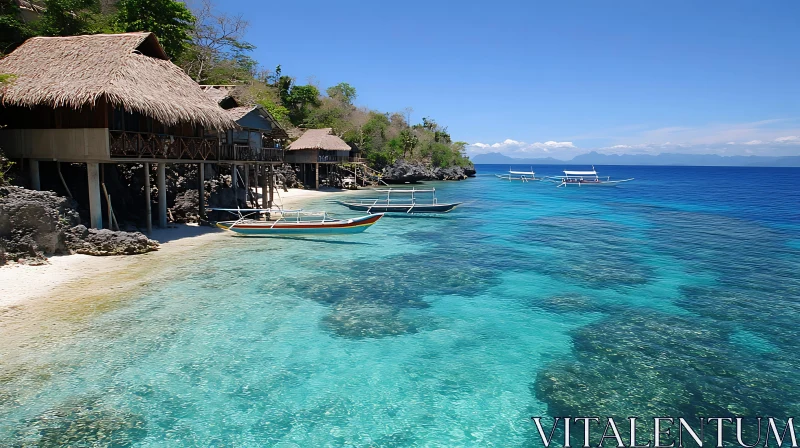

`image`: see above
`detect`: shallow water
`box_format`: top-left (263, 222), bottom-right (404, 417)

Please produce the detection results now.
top-left (1, 165), bottom-right (799, 446)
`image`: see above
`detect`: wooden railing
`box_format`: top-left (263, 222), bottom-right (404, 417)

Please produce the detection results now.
top-left (318, 154), bottom-right (349, 163)
top-left (109, 131), bottom-right (284, 162)
top-left (219, 144), bottom-right (284, 162)
top-left (110, 131), bottom-right (217, 160)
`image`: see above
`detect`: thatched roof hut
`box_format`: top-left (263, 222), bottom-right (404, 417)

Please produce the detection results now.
top-left (288, 128), bottom-right (350, 151)
top-left (0, 32), bottom-right (236, 130)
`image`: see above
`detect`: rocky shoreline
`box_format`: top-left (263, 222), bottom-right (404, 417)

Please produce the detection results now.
top-left (0, 186), bottom-right (158, 265)
top-left (380, 161), bottom-right (476, 184)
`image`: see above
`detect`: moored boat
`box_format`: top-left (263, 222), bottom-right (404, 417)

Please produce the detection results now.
top-left (495, 167), bottom-right (540, 182)
top-left (549, 168), bottom-right (634, 187)
top-left (338, 188), bottom-right (461, 214)
top-left (211, 208), bottom-right (383, 236)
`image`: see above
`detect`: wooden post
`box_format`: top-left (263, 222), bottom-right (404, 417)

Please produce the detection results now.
top-left (198, 162), bottom-right (205, 219)
top-left (231, 164), bottom-right (238, 204)
top-left (243, 163), bottom-right (250, 206)
top-left (253, 164), bottom-right (260, 208)
top-left (157, 162), bottom-right (167, 228)
top-left (29, 159), bottom-right (40, 190)
top-left (87, 162), bottom-right (102, 229)
top-left (268, 164), bottom-right (274, 209)
top-left (144, 162), bottom-right (152, 234)
top-left (315, 162), bottom-right (319, 190)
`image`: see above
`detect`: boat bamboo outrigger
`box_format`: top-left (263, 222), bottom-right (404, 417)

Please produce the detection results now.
top-left (337, 188), bottom-right (461, 214)
top-left (495, 167), bottom-right (540, 182)
top-left (549, 168), bottom-right (634, 187)
top-left (210, 208), bottom-right (383, 235)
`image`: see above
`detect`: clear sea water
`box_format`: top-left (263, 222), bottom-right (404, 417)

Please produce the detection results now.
top-left (1, 164), bottom-right (799, 447)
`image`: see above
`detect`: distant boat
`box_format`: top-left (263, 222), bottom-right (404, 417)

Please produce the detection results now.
top-left (549, 168), bottom-right (634, 187)
top-left (211, 208), bottom-right (383, 235)
top-left (495, 167), bottom-right (540, 182)
top-left (338, 188), bottom-right (461, 214)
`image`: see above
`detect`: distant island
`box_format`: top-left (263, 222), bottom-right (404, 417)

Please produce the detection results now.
top-left (472, 151), bottom-right (800, 167)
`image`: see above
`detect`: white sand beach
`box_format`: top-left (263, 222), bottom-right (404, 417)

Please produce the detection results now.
top-left (0, 187), bottom-right (348, 308)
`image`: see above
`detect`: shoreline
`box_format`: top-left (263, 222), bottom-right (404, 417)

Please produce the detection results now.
top-left (0, 187), bottom-right (346, 309)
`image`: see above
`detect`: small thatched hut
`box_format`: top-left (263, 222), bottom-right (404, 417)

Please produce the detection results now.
top-left (286, 128), bottom-right (353, 188)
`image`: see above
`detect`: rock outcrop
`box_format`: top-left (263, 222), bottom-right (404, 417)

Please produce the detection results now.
top-left (381, 160), bottom-right (473, 183)
top-left (0, 186), bottom-right (158, 265)
top-left (64, 225), bottom-right (159, 256)
top-left (381, 160), bottom-right (434, 184)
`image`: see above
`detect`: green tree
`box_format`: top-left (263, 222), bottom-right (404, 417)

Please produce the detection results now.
top-left (37, 0), bottom-right (101, 37)
top-left (0, 0), bottom-right (32, 53)
top-left (326, 82), bottom-right (356, 105)
top-left (285, 84), bottom-right (320, 126)
top-left (114, 0), bottom-right (194, 59)
top-left (399, 129), bottom-right (418, 159)
top-left (177, 0), bottom-right (255, 83)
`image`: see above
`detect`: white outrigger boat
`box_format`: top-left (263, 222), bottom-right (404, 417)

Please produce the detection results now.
top-left (210, 208), bottom-right (383, 236)
top-left (550, 168), bottom-right (634, 187)
top-left (495, 167), bottom-right (540, 182)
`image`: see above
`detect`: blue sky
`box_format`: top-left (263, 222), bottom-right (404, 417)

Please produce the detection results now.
top-left (217, 1), bottom-right (800, 159)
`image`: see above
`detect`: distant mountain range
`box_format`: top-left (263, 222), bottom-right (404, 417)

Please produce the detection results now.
top-left (471, 151), bottom-right (800, 167)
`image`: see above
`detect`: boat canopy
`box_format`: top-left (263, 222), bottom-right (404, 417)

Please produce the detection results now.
top-left (563, 171), bottom-right (597, 176)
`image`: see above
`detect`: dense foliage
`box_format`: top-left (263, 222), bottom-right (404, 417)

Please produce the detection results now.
top-left (0, 0), bottom-right (472, 169)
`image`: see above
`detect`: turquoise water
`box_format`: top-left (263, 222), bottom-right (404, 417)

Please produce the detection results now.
top-left (1, 165), bottom-right (799, 446)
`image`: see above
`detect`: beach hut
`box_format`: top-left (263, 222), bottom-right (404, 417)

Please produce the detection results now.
top-left (201, 85), bottom-right (289, 206)
top-left (0, 32), bottom-right (253, 230)
top-left (286, 128), bottom-right (352, 189)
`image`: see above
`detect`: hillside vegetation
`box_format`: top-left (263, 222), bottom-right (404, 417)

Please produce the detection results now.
top-left (0, 0), bottom-right (472, 170)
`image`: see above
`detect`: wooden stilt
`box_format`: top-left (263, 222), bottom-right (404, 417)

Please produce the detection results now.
top-left (198, 162), bottom-right (205, 219)
top-left (144, 162), bottom-right (152, 234)
top-left (157, 162), bottom-right (167, 228)
top-left (29, 159), bottom-right (40, 190)
top-left (315, 163), bottom-right (319, 190)
top-left (87, 162), bottom-right (102, 229)
top-left (268, 164), bottom-right (274, 209)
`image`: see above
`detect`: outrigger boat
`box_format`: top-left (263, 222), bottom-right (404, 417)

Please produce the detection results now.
top-left (495, 167), bottom-right (539, 182)
top-left (337, 188), bottom-right (461, 214)
top-left (550, 168), bottom-right (634, 187)
top-left (210, 208), bottom-right (383, 235)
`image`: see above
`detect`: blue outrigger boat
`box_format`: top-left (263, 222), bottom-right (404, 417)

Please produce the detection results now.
top-left (211, 208), bottom-right (383, 236)
top-left (338, 188), bottom-right (461, 214)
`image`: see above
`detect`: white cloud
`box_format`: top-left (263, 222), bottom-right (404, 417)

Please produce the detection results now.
top-left (467, 139), bottom-right (579, 158)
top-left (467, 119), bottom-right (800, 159)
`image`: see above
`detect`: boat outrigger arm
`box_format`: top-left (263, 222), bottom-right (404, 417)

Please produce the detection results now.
top-left (207, 207), bottom-right (301, 229)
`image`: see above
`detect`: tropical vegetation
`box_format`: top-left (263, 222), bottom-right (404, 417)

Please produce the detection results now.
top-left (0, 0), bottom-right (471, 170)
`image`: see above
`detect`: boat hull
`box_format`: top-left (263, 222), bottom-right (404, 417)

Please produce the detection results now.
top-left (216, 214), bottom-right (383, 236)
top-left (337, 202), bottom-right (461, 213)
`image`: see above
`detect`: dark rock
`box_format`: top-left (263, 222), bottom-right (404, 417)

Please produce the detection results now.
top-left (274, 164), bottom-right (300, 189)
top-left (432, 166), bottom-right (468, 180)
top-left (464, 168), bottom-right (477, 177)
top-left (0, 186), bottom-right (80, 262)
top-left (381, 160), bottom-right (434, 183)
top-left (169, 190), bottom-right (200, 224)
top-left (64, 225), bottom-right (158, 256)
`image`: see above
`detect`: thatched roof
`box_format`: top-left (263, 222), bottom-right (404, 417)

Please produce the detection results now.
top-left (288, 128), bottom-right (351, 151)
top-left (0, 33), bottom-right (236, 130)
